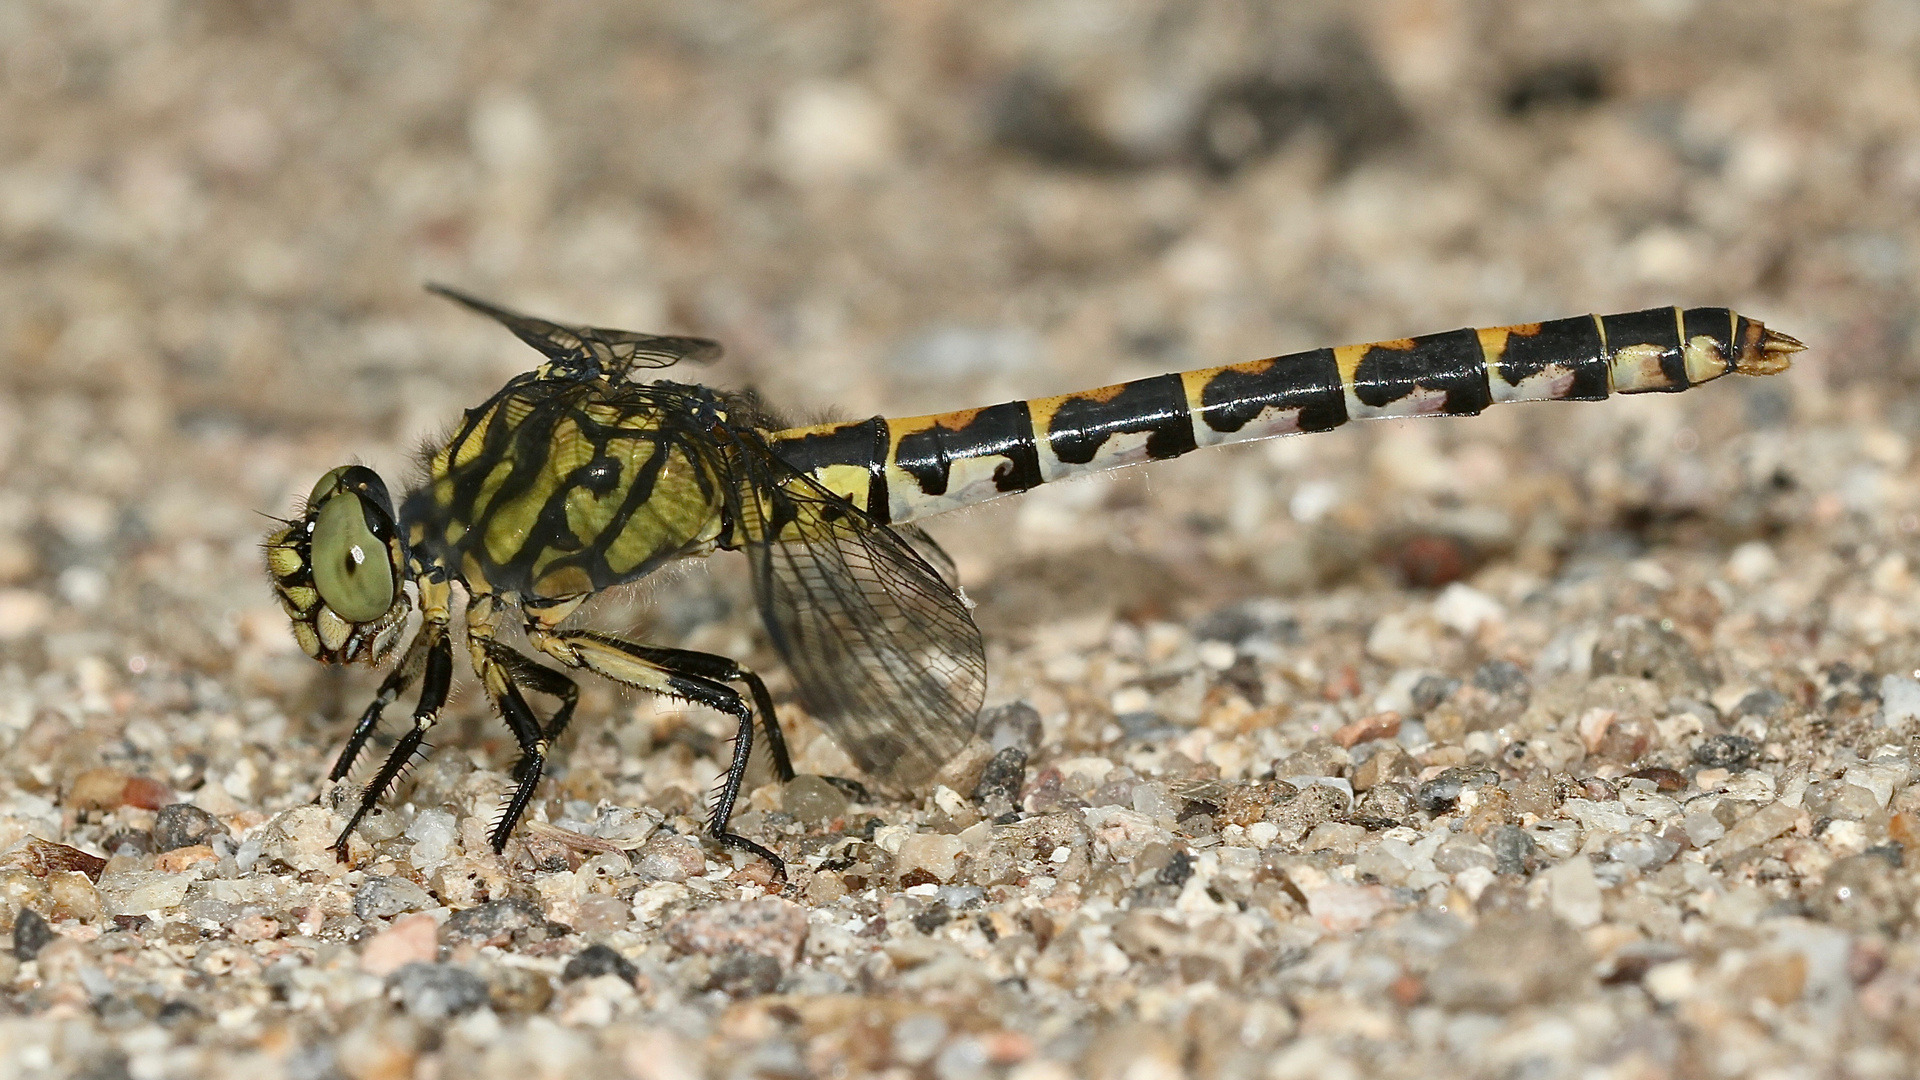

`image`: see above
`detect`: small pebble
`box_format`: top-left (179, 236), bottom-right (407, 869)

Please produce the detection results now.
top-left (360, 913), bottom-right (440, 976)
top-left (632, 835), bottom-right (706, 883)
top-left (387, 962), bottom-right (490, 1019)
top-left (706, 950), bottom-right (783, 996)
top-left (1693, 734), bottom-right (1760, 770)
top-left (563, 943), bottom-right (638, 984)
top-left (971, 746), bottom-right (1028, 817)
top-left (976, 701), bottom-right (1043, 752)
top-left (783, 775), bottom-right (850, 825)
top-left (1488, 825), bottom-right (1536, 875)
top-left (12, 909), bottom-right (54, 961)
top-left (1427, 911), bottom-right (1591, 1010)
top-left (1590, 616), bottom-right (1713, 694)
top-left (355, 876), bottom-right (434, 921)
top-left (442, 898), bottom-right (551, 947)
top-left (1409, 674), bottom-right (1461, 713)
top-left (1471, 659), bottom-right (1529, 697)
top-left (664, 898), bottom-right (809, 965)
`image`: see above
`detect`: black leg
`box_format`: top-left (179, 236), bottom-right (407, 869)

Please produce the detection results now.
top-left (521, 626), bottom-right (789, 881)
top-left (489, 646), bottom-right (579, 779)
top-left (569, 634), bottom-right (797, 783)
top-left (478, 641), bottom-right (552, 852)
top-left (331, 627), bottom-right (452, 857)
top-left (328, 625), bottom-right (430, 782)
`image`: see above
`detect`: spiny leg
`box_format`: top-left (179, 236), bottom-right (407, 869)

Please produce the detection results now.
top-left (471, 638), bottom-right (557, 852)
top-left (331, 631), bottom-right (453, 855)
top-left (591, 640), bottom-right (796, 783)
top-left (329, 623), bottom-right (431, 783)
top-left (523, 618), bottom-right (787, 878)
top-left (331, 578), bottom-right (454, 857)
top-left (586, 641), bottom-right (878, 800)
top-left (486, 644), bottom-right (579, 782)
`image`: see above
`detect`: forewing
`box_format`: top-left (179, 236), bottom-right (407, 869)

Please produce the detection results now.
top-left (429, 284), bottom-right (722, 373)
top-left (733, 444), bottom-right (984, 785)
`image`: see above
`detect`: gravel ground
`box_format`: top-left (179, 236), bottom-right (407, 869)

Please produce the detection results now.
top-left (6, 2), bottom-right (1920, 1077)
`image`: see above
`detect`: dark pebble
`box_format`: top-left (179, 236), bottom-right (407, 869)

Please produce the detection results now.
top-left (1628, 766), bottom-right (1687, 792)
top-left (387, 962), bottom-right (490, 1019)
top-left (13, 908), bottom-right (55, 960)
top-left (974, 701), bottom-right (1043, 752)
top-left (1692, 734), bottom-right (1759, 771)
top-left (1156, 849), bottom-right (1195, 887)
top-left (154, 1000), bottom-right (204, 1029)
top-left (442, 898), bottom-right (549, 946)
top-left (1387, 532), bottom-right (1477, 588)
top-left (1355, 781), bottom-right (1416, 824)
top-left (1590, 616), bottom-right (1713, 694)
top-left (103, 830), bottom-right (153, 857)
top-left (151, 804), bottom-right (228, 853)
top-left (707, 949), bottom-right (783, 996)
top-left (1811, 855), bottom-right (1912, 934)
top-left (1472, 659), bottom-right (1528, 698)
top-left (563, 943), bottom-right (638, 984)
top-left (912, 907), bottom-right (953, 934)
top-left (487, 965), bottom-right (554, 1014)
top-left (1417, 775), bottom-right (1465, 814)
top-left (1410, 674), bottom-right (1460, 713)
top-left (1489, 825), bottom-right (1536, 875)
top-left (1191, 602), bottom-right (1297, 646)
top-left (1732, 689), bottom-right (1791, 721)
top-left (971, 746), bottom-right (1028, 813)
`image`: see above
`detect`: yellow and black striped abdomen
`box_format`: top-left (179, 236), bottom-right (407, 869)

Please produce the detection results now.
top-left (768, 306), bottom-right (1800, 525)
top-left (401, 378), bottom-right (728, 599)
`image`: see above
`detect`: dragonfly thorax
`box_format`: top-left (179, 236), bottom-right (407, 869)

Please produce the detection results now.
top-left (398, 375), bottom-right (733, 600)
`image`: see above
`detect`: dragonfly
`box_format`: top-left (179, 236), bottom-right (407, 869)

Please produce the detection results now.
top-left (264, 287), bottom-right (1800, 878)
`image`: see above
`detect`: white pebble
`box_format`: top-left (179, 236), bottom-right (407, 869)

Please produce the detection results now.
top-left (1879, 674), bottom-right (1920, 730)
top-left (1431, 583), bottom-right (1503, 636)
top-left (1546, 855), bottom-right (1602, 928)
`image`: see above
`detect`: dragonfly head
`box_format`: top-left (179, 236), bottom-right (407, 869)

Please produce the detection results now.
top-left (264, 465), bottom-right (412, 664)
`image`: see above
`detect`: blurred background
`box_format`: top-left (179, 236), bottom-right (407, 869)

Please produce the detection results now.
top-left (2, 0), bottom-right (1917, 830)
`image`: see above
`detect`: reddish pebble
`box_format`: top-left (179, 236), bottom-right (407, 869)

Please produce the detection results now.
top-left (664, 898), bottom-right (809, 965)
top-left (121, 776), bottom-right (175, 811)
top-left (230, 915), bottom-right (282, 942)
top-left (1387, 533), bottom-right (1475, 588)
top-left (12, 837), bottom-right (108, 881)
top-left (1628, 767), bottom-right (1686, 793)
top-left (1322, 666), bottom-right (1362, 701)
top-left (360, 913), bottom-right (439, 976)
top-left (982, 1030), bottom-right (1034, 1065)
top-left (1389, 970), bottom-right (1427, 1008)
top-left (153, 845), bottom-right (217, 873)
top-left (1334, 712), bottom-right (1402, 749)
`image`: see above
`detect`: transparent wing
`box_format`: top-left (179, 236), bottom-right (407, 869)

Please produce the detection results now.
top-left (895, 524), bottom-right (961, 587)
top-left (429, 283), bottom-right (722, 375)
top-left (730, 438), bottom-right (984, 785)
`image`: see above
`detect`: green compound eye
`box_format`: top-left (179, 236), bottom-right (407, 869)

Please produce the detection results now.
top-left (311, 492), bottom-right (395, 623)
top-left (308, 465), bottom-right (353, 509)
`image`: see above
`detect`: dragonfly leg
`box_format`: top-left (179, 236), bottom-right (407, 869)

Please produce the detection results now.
top-left (522, 619), bottom-right (787, 879)
top-left (486, 643), bottom-right (579, 782)
top-left (330, 580), bottom-right (454, 858)
top-left (327, 622), bottom-right (430, 783)
top-left (589, 642), bottom-right (794, 782)
top-left (469, 637), bottom-right (561, 851)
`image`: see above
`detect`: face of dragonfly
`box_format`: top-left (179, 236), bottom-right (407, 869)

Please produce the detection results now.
top-left (264, 465), bottom-right (412, 664)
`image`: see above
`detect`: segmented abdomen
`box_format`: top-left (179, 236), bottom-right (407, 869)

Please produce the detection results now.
top-left (769, 306), bottom-right (1799, 526)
